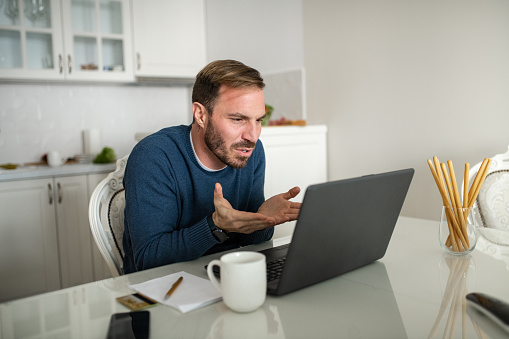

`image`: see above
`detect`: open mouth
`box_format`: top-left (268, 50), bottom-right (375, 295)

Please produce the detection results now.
top-left (237, 148), bottom-right (253, 156)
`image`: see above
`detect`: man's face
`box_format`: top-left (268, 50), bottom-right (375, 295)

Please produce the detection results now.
top-left (204, 85), bottom-right (266, 169)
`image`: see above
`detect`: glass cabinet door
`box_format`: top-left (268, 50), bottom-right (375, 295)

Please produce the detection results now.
top-left (0, 0), bottom-right (132, 81)
top-left (61, 0), bottom-right (132, 81)
top-left (0, 0), bottom-right (64, 79)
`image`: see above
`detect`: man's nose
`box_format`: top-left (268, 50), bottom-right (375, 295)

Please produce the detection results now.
top-left (242, 121), bottom-right (260, 143)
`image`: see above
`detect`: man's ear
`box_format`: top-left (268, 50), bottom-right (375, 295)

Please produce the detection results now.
top-left (192, 102), bottom-right (207, 129)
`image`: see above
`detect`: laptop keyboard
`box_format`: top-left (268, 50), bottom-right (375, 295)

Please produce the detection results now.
top-left (266, 257), bottom-right (286, 281)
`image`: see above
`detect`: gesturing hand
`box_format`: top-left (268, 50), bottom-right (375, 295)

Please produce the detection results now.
top-left (257, 187), bottom-right (302, 225)
top-left (212, 183), bottom-right (276, 234)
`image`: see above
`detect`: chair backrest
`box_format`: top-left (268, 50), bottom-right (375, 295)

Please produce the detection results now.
top-left (466, 145), bottom-right (509, 231)
top-left (89, 155), bottom-right (129, 276)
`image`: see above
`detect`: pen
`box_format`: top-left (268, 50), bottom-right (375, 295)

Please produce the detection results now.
top-left (165, 276), bottom-right (183, 299)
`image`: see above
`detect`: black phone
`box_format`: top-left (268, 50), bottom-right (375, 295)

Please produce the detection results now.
top-left (106, 311), bottom-right (150, 339)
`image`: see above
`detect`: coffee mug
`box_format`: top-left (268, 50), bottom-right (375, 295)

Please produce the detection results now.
top-left (47, 151), bottom-right (64, 167)
top-left (207, 251), bottom-right (266, 313)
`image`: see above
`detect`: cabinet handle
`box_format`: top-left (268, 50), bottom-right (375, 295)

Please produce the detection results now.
top-left (136, 53), bottom-right (141, 70)
top-left (48, 183), bottom-right (53, 205)
top-left (57, 182), bottom-right (62, 204)
top-left (58, 54), bottom-right (63, 74)
top-left (68, 54), bottom-right (72, 74)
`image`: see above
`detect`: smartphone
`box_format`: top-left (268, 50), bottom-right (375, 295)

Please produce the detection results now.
top-left (106, 311), bottom-right (150, 339)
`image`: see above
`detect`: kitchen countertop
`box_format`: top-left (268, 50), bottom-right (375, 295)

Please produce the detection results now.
top-left (0, 163), bottom-right (117, 182)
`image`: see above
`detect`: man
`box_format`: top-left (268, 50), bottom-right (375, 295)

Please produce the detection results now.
top-left (123, 59), bottom-right (301, 273)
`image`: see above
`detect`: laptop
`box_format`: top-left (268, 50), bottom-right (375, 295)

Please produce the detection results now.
top-left (261, 168), bottom-right (414, 295)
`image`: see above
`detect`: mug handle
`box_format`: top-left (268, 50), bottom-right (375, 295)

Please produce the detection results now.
top-left (207, 260), bottom-right (222, 291)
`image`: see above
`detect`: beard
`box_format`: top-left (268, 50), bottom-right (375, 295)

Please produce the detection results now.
top-left (204, 120), bottom-right (256, 169)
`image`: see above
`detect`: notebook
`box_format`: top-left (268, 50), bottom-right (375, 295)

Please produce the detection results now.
top-left (261, 168), bottom-right (414, 295)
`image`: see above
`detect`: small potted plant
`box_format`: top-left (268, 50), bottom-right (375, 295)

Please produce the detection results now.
top-left (262, 104), bottom-right (274, 126)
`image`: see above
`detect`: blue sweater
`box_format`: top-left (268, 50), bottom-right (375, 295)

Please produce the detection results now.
top-left (122, 124), bottom-right (273, 273)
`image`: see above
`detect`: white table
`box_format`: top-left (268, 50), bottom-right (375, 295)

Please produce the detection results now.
top-left (1, 217), bottom-right (509, 338)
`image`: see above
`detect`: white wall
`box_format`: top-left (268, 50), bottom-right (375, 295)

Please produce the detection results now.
top-left (303, 0), bottom-right (509, 220)
top-left (205, 0), bottom-right (306, 124)
top-left (205, 0), bottom-right (304, 74)
top-left (0, 84), bottom-right (191, 164)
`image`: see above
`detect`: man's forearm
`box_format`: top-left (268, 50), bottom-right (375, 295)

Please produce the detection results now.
top-left (129, 217), bottom-right (217, 271)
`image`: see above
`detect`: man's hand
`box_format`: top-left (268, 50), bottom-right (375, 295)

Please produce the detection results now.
top-left (257, 187), bottom-right (301, 225)
top-left (212, 183), bottom-right (277, 234)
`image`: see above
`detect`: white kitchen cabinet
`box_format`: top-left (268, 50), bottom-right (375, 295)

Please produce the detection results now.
top-left (131, 0), bottom-right (206, 78)
top-left (0, 172), bottom-right (112, 303)
top-left (0, 178), bottom-right (61, 303)
top-left (55, 175), bottom-right (94, 289)
top-left (260, 125), bottom-right (328, 238)
top-left (0, 0), bottom-right (133, 82)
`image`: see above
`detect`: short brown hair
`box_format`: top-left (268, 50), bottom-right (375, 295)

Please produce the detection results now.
top-left (192, 60), bottom-right (265, 114)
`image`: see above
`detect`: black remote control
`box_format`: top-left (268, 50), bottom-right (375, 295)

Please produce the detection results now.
top-left (466, 292), bottom-right (509, 333)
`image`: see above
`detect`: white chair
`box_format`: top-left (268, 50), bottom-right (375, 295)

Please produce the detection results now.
top-left (466, 145), bottom-right (509, 231)
top-left (89, 155), bottom-right (129, 277)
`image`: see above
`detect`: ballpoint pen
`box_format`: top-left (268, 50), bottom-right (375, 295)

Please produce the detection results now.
top-left (165, 276), bottom-right (183, 299)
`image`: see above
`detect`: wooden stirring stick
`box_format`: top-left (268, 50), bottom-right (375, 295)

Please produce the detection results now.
top-left (432, 157), bottom-right (461, 250)
top-left (433, 157), bottom-right (445, 193)
top-left (468, 158), bottom-right (492, 208)
top-left (447, 160), bottom-right (468, 247)
top-left (440, 163), bottom-right (469, 249)
top-left (462, 163), bottom-right (470, 222)
top-left (467, 158), bottom-right (489, 206)
top-left (427, 159), bottom-right (461, 251)
top-left (447, 160), bottom-right (463, 213)
top-left (463, 163), bottom-right (469, 209)
top-left (442, 162), bottom-right (459, 211)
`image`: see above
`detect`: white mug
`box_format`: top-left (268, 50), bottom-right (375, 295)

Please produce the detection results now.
top-left (207, 251), bottom-right (266, 313)
top-left (47, 151), bottom-right (64, 167)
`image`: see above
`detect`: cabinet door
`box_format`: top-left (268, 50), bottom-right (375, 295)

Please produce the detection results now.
top-left (54, 175), bottom-right (94, 288)
top-left (260, 126), bottom-right (328, 238)
top-left (0, 0), bottom-right (133, 81)
top-left (87, 173), bottom-right (113, 281)
top-left (131, 0), bottom-right (206, 78)
top-left (0, 178), bottom-right (60, 302)
top-left (60, 0), bottom-right (134, 81)
top-left (0, 0), bottom-right (65, 80)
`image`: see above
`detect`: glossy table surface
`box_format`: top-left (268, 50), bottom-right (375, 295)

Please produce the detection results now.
top-left (1, 216), bottom-right (509, 338)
